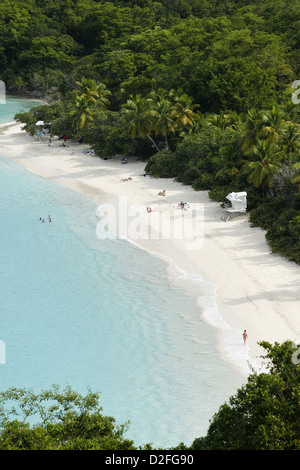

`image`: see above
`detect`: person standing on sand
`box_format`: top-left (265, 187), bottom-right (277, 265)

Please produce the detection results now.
top-left (243, 330), bottom-right (248, 344)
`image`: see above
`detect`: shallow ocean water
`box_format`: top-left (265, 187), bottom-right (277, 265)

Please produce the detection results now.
top-left (0, 95), bottom-right (40, 123)
top-left (0, 98), bottom-right (247, 448)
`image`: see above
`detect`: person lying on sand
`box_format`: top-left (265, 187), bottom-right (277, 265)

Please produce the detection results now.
top-left (158, 190), bottom-right (166, 196)
top-left (121, 177), bottom-right (132, 182)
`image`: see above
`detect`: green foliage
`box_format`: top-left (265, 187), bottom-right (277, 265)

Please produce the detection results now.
top-left (292, 162), bottom-right (300, 184)
top-left (265, 209), bottom-right (300, 263)
top-left (0, 0), bottom-right (296, 105)
top-left (0, 342), bottom-right (298, 450)
top-left (122, 89), bottom-right (201, 152)
top-left (169, 126), bottom-right (229, 184)
top-left (0, 341), bottom-right (300, 451)
top-left (243, 139), bottom-right (283, 189)
top-left (144, 150), bottom-right (177, 178)
top-left (0, 385), bottom-right (142, 450)
top-left (249, 197), bottom-right (289, 230)
top-left (14, 111), bottom-right (37, 135)
top-left (4, 1), bottom-right (300, 451)
top-left (9, 0), bottom-right (300, 264)
top-left (191, 341), bottom-right (300, 450)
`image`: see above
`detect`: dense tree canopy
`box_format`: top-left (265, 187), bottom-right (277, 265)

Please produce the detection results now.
top-left (7, 0), bottom-right (300, 263)
top-left (1, 0), bottom-right (298, 109)
top-left (191, 341), bottom-right (300, 450)
top-left (1, 0), bottom-right (299, 450)
top-left (0, 385), bottom-right (140, 450)
top-left (0, 342), bottom-right (297, 449)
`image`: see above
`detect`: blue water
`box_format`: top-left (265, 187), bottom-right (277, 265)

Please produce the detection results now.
top-left (0, 98), bottom-right (247, 448)
top-left (0, 95), bottom-right (41, 123)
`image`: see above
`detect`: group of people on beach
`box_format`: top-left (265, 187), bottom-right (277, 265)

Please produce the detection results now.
top-left (146, 197), bottom-right (192, 214)
top-left (39, 215), bottom-right (52, 223)
top-left (178, 201), bottom-right (190, 210)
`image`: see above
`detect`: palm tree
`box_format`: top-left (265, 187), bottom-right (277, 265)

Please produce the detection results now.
top-left (244, 139), bottom-right (283, 189)
top-left (278, 122), bottom-right (300, 160)
top-left (122, 94), bottom-right (159, 151)
top-left (170, 90), bottom-right (201, 129)
top-left (146, 89), bottom-right (177, 150)
top-left (124, 89), bottom-right (201, 151)
top-left (71, 95), bottom-right (95, 132)
top-left (206, 113), bottom-right (225, 128)
top-left (206, 111), bottom-right (242, 132)
top-left (240, 109), bottom-right (266, 151)
top-left (219, 138), bottom-right (245, 174)
top-left (152, 98), bottom-right (177, 150)
top-left (74, 78), bottom-right (111, 109)
top-left (71, 78), bottom-right (111, 132)
top-left (223, 111), bottom-right (243, 131)
top-left (262, 105), bottom-right (286, 143)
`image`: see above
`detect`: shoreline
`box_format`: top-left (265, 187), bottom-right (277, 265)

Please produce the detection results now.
top-left (1, 121), bottom-right (300, 374)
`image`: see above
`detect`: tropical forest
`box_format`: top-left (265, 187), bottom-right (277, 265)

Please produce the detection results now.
top-left (3, 0), bottom-right (299, 263)
top-left (0, 0), bottom-right (300, 451)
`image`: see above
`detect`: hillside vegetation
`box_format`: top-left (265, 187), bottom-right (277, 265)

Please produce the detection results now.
top-left (0, 342), bottom-right (298, 450)
top-left (1, 0), bottom-right (299, 262)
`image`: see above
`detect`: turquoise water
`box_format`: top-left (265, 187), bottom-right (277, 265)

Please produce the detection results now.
top-left (0, 98), bottom-right (247, 448)
top-left (0, 95), bottom-right (41, 123)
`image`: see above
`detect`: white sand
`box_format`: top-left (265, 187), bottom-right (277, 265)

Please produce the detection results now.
top-left (1, 122), bottom-right (300, 373)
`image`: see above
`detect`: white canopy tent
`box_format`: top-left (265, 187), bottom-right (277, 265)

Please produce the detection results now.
top-left (36, 121), bottom-right (51, 127)
top-left (35, 121), bottom-right (52, 135)
top-left (223, 191), bottom-right (247, 221)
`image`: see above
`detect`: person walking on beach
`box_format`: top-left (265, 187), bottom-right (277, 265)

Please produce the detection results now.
top-left (243, 330), bottom-right (248, 344)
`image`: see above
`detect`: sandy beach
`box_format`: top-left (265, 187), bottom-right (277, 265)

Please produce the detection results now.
top-left (1, 121), bottom-right (300, 372)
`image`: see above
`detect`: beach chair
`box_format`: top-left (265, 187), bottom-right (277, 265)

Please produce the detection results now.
top-left (222, 191), bottom-right (247, 221)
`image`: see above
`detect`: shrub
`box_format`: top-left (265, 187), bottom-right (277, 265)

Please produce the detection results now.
top-left (144, 150), bottom-right (177, 178)
top-left (191, 341), bottom-right (300, 450)
top-left (192, 173), bottom-right (215, 190)
top-left (249, 197), bottom-right (289, 230)
top-left (292, 193), bottom-right (300, 210)
top-left (266, 209), bottom-right (300, 263)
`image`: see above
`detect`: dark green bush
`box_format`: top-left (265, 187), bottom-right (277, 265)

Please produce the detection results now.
top-left (192, 173), bottom-right (215, 190)
top-left (144, 150), bottom-right (177, 178)
top-left (265, 209), bottom-right (300, 263)
top-left (208, 185), bottom-right (232, 203)
top-left (249, 197), bottom-right (289, 230)
top-left (170, 126), bottom-right (232, 184)
top-left (214, 168), bottom-right (236, 186)
top-left (292, 193), bottom-right (300, 210)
